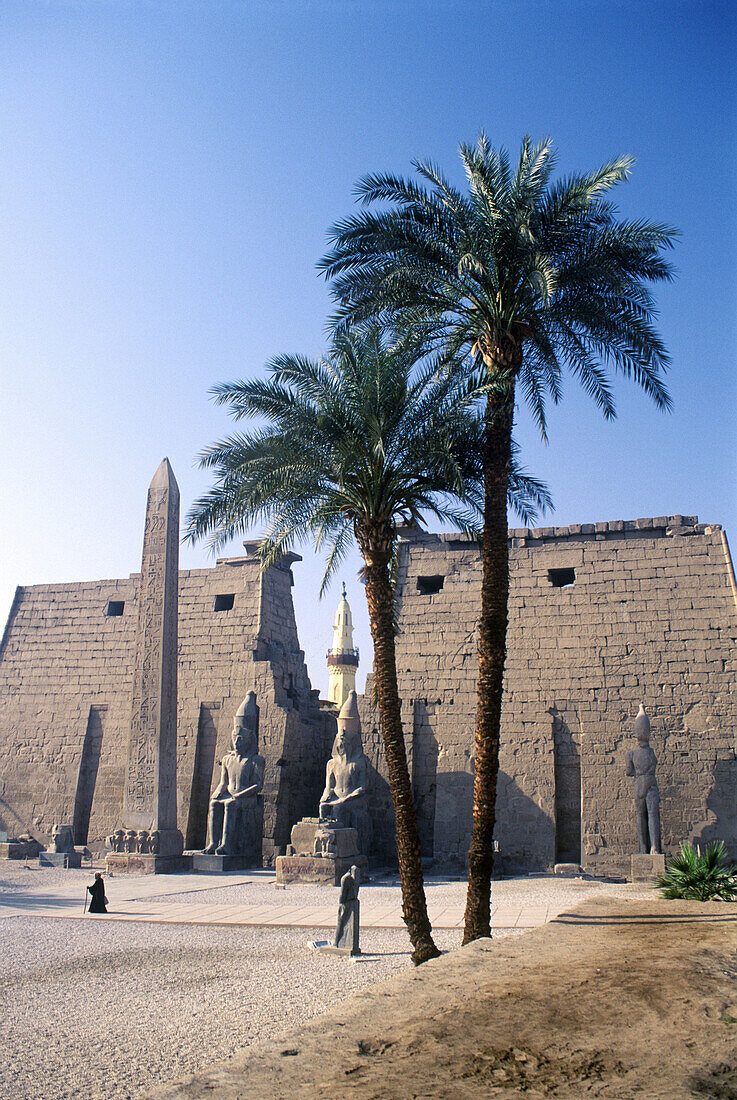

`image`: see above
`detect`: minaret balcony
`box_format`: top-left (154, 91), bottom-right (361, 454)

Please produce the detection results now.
top-left (326, 648), bottom-right (359, 667)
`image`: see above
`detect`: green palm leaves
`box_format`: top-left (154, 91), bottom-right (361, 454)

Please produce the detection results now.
top-left (658, 842), bottom-right (737, 902)
top-left (186, 326), bottom-right (548, 585)
top-left (321, 133), bottom-right (677, 436)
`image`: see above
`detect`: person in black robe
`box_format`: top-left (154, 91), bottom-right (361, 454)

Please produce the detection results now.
top-left (87, 872), bottom-right (107, 913)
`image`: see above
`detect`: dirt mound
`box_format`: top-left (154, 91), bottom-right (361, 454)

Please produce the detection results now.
top-left (153, 897), bottom-right (737, 1099)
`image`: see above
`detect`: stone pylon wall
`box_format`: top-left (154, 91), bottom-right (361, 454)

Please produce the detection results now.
top-left (0, 550), bottom-right (332, 860)
top-left (369, 516), bottom-right (737, 876)
top-left (3, 515), bottom-right (735, 875)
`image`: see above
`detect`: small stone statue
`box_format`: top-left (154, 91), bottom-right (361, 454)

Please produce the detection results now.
top-left (105, 826), bottom-right (162, 855)
top-left (625, 704), bottom-right (662, 854)
top-left (107, 829), bottom-right (126, 853)
top-left (334, 864), bottom-right (360, 954)
top-left (203, 692), bottom-right (265, 856)
top-left (319, 690), bottom-right (370, 854)
top-left (313, 821), bottom-right (338, 858)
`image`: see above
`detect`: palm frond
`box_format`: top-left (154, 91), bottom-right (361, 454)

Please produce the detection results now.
top-left (189, 324), bottom-right (535, 580)
top-left (320, 132), bottom-right (676, 442)
top-left (658, 841), bottom-right (737, 901)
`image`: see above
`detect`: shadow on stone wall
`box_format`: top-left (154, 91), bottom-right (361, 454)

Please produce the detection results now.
top-left (356, 684), bottom-right (397, 867)
top-left (494, 770), bottom-right (555, 874)
top-left (0, 794), bottom-right (30, 839)
top-left (365, 754), bottom-right (395, 865)
top-left (432, 769), bottom-right (473, 868)
top-left (271, 710), bottom-right (327, 856)
top-left (690, 757), bottom-right (737, 858)
top-left (184, 703), bottom-right (220, 851)
top-left (72, 705), bottom-right (106, 847)
top-left (359, 710), bottom-right (395, 865)
top-left (412, 700), bottom-right (439, 860)
top-left (431, 769), bottom-right (555, 874)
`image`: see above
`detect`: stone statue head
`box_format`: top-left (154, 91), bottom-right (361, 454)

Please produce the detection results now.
top-left (232, 691), bottom-right (259, 754)
top-left (333, 690), bottom-right (362, 760)
top-left (50, 824), bottom-right (74, 854)
top-left (634, 704), bottom-right (651, 743)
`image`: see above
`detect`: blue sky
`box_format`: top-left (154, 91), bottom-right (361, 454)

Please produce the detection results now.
top-left (1, 0), bottom-right (734, 695)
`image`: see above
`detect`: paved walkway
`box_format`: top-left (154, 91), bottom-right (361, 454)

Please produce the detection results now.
top-left (0, 868), bottom-right (573, 929)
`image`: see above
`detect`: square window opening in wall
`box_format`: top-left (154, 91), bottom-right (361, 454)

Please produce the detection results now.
top-left (105, 600), bottom-right (125, 617)
top-left (548, 568), bottom-right (576, 589)
top-left (214, 593), bottom-right (235, 612)
top-left (417, 575), bottom-right (444, 595)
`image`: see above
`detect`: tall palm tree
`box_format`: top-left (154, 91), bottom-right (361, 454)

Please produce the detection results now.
top-left (319, 135), bottom-right (677, 943)
top-left (186, 325), bottom-right (549, 964)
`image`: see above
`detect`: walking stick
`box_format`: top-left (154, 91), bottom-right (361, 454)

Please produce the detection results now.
top-left (83, 888), bottom-right (88, 914)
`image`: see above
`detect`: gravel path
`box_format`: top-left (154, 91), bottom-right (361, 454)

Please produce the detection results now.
top-left (0, 868), bottom-right (656, 1100)
top-left (0, 919), bottom-right (461, 1100)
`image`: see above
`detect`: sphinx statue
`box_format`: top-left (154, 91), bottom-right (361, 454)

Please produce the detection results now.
top-left (203, 692), bottom-right (265, 857)
top-left (625, 704), bottom-right (662, 855)
top-left (318, 690), bottom-right (370, 855)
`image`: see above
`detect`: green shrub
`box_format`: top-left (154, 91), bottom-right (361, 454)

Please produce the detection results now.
top-left (657, 841), bottom-right (737, 901)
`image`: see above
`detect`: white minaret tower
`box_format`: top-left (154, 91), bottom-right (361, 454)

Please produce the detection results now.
top-left (327, 582), bottom-right (359, 707)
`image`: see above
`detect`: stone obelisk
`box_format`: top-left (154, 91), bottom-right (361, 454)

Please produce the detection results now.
top-left (106, 459), bottom-right (184, 873)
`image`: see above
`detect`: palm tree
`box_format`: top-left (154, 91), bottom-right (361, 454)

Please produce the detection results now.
top-left (319, 134), bottom-right (678, 943)
top-left (186, 325), bottom-right (549, 964)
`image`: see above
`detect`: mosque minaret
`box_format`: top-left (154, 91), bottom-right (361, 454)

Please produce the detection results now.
top-left (326, 582), bottom-right (359, 707)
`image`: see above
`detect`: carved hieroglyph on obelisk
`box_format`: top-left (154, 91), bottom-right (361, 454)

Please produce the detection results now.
top-left (107, 458), bottom-right (183, 872)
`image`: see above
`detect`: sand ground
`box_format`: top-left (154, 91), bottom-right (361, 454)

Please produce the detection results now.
top-left (151, 897), bottom-right (737, 1100)
top-left (3, 868), bottom-right (729, 1099)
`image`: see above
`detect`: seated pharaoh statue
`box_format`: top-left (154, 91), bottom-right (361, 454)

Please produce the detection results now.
top-left (319, 690), bottom-right (370, 855)
top-left (203, 692), bottom-right (265, 858)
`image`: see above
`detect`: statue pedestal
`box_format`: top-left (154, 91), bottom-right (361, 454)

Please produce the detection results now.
top-left (39, 851), bottom-right (82, 869)
top-left (186, 852), bottom-right (252, 873)
top-left (318, 943), bottom-right (362, 957)
top-left (106, 829), bottom-right (185, 874)
top-left (630, 853), bottom-right (665, 882)
top-left (0, 839), bottom-right (42, 860)
top-left (276, 853), bottom-right (367, 886)
top-left (553, 863), bottom-right (582, 877)
top-left (275, 818), bottom-right (367, 885)
top-left (106, 853), bottom-right (186, 875)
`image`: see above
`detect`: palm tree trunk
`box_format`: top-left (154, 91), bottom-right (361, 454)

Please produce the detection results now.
top-left (463, 358), bottom-right (518, 944)
top-left (357, 520), bottom-right (441, 965)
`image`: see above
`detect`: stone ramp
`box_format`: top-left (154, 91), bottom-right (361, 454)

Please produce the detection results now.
top-left (150, 897), bottom-right (737, 1100)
